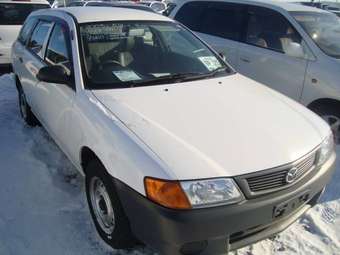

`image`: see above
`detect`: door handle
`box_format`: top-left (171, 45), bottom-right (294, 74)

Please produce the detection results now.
top-left (240, 57), bottom-right (251, 63)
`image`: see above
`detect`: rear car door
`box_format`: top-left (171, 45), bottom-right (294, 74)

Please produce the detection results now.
top-left (237, 6), bottom-right (309, 101)
top-left (21, 19), bottom-right (53, 112)
top-left (174, 1), bottom-right (246, 69)
top-left (34, 21), bottom-right (76, 158)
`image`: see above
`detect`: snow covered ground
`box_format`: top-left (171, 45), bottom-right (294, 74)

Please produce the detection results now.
top-left (0, 73), bottom-right (338, 255)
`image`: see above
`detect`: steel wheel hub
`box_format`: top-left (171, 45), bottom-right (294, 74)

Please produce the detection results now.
top-left (89, 177), bottom-right (115, 234)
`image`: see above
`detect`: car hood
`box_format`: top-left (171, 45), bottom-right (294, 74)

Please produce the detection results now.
top-left (92, 74), bottom-right (329, 180)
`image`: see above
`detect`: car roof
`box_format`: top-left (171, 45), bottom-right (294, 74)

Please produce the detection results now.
top-left (0, 0), bottom-right (49, 4)
top-left (83, 1), bottom-right (156, 12)
top-left (34, 6), bottom-right (172, 23)
top-left (174, 0), bottom-right (328, 13)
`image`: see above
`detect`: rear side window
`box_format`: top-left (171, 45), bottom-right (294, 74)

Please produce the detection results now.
top-left (45, 24), bottom-right (70, 66)
top-left (0, 3), bottom-right (49, 25)
top-left (18, 17), bottom-right (37, 44)
top-left (245, 6), bottom-right (302, 53)
top-left (174, 1), bottom-right (205, 31)
top-left (200, 3), bottom-right (246, 41)
top-left (27, 20), bottom-right (52, 58)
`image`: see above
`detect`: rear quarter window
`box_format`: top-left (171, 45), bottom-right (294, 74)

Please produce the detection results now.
top-left (0, 3), bottom-right (50, 25)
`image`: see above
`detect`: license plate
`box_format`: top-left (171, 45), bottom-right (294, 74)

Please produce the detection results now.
top-left (273, 192), bottom-right (310, 219)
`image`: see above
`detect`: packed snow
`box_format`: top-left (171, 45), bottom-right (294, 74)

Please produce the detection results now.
top-left (0, 73), bottom-right (338, 255)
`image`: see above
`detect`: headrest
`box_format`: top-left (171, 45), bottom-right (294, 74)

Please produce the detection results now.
top-left (128, 28), bottom-right (145, 37)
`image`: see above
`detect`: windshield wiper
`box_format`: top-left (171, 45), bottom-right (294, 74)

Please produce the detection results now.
top-left (124, 67), bottom-right (230, 87)
top-left (125, 72), bottom-right (202, 87)
top-left (180, 66), bottom-right (230, 82)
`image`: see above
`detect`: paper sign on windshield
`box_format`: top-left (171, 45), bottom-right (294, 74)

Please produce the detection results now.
top-left (198, 56), bottom-right (222, 71)
top-left (113, 70), bottom-right (141, 82)
top-left (81, 24), bottom-right (126, 42)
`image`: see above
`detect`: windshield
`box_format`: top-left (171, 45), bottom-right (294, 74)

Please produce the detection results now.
top-left (0, 3), bottom-right (50, 25)
top-left (291, 11), bottom-right (340, 58)
top-left (79, 21), bottom-right (231, 89)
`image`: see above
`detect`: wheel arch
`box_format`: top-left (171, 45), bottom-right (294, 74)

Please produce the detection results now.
top-left (80, 146), bottom-right (107, 176)
top-left (307, 98), bottom-right (340, 111)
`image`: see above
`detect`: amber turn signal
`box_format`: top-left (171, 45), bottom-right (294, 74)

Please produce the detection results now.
top-left (144, 177), bottom-right (192, 210)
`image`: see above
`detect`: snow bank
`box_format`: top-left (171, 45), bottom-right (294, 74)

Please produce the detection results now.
top-left (0, 74), bottom-right (338, 255)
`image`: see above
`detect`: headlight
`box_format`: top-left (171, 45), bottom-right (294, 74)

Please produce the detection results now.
top-left (180, 178), bottom-right (244, 208)
top-left (144, 177), bottom-right (244, 210)
top-left (318, 132), bottom-right (335, 166)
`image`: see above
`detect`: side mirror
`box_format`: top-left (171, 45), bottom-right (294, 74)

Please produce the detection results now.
top-left (219, 52), bottom-right (227, 61)
top-left (36, 65), bottom-right (70, 84)
top-left (284, 41), bottom-right (305, 59)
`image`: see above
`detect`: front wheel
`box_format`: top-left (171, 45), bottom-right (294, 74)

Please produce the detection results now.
top-left (85, 160), bottom-right (137, 249)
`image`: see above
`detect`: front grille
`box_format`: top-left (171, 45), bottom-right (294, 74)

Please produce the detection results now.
top-left (246, 151), bottom-right (317, 193)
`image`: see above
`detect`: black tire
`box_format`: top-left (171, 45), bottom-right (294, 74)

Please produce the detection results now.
top-left (85, 159), bottom-right (137, 249)
top-left (312, 104), bottom-right (340, 144)
top-left (18, 87), bottom-right (39, 126)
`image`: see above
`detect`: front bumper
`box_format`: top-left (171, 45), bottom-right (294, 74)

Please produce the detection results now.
top-left (114, 153), bottom-right (336, 255)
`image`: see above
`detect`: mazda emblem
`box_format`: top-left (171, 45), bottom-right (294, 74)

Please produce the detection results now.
top-left (286, 167), bottom-right (298, 183)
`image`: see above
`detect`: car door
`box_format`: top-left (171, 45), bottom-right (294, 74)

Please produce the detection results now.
top-left (195, 2), bottom-right (246, 69)
top-left (34, 21), bottom-right (76, 158)
top-left (237, 6), bottom-right (308, 101)
top-left (21, 19), bottom-right (53, 113)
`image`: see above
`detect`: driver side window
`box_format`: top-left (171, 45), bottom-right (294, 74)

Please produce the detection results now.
top-left (45, 23), bottom-right (74, 89)
top-left (45, 23), bottom-right (71, 68)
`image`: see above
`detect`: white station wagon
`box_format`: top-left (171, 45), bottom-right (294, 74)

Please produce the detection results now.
top-left (12, 7), bottom-right (336, 255)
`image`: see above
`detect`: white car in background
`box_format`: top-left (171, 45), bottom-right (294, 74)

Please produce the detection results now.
top-left (169, 0), bottom-right (340, 143)
top-left (139, 0), bottom-right (167, 13)
top-left (11, 7), bottom-right (336, 255)
top-left (0, 0), bottom-right (50, 67)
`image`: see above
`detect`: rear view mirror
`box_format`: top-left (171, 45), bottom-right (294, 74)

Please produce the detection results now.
top-left (37, 65), bottom-right (70, 84)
